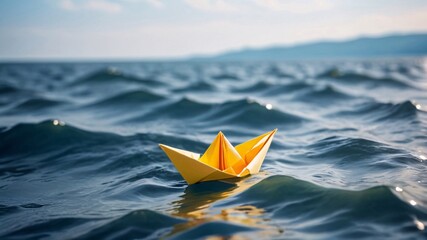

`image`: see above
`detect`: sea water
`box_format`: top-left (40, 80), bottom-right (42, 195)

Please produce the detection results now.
top-left (0, 58), bottom-right (426, 239)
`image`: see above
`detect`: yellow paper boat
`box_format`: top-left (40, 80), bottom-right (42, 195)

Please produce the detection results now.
top-left (159, 129), bottom-right (277, 184)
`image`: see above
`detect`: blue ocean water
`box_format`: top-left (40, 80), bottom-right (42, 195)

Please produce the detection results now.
top-left (0, 58), bottom-right (427, 239)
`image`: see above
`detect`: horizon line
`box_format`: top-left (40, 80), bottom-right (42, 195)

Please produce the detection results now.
top-left (1, 31), bottom-right (426, 63)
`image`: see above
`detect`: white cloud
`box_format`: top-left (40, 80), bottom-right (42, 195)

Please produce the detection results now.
top-left (60, 0), bottom-right (77, 10)
top-left (86, 0), bottom-right (122, 13)
top-left (120, 0), bottom-right (164, 8)
top-left (59, 0), bottom-right (122, 13)
top-left (143, 0), bottom-right (164, 8)
top-left (253, 0), bottom-right (334, 13)
top-left (184, 0), bottom-right (239, 12)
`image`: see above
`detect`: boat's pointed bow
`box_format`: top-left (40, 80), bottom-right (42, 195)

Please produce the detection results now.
top-left (159, 143), bottom-right (221, 184)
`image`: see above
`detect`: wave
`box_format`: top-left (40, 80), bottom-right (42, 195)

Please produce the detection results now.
top-left (173, 81), bottom-right (216, 93)
top-left (70, 67), bottom-right (162, 87)
top-left (225, 175), bottom-right (427, 238)
top-left (262, 81), bottom-right (312, 96)
top-left (332, 100), bottom-right (419, 122)
top-left (110, 182), bottom-right (184, 201)
top-left (304, 136), bottom-right (415, 169)
top-left (0, 204), bottom-right (20, 216)
top-left (131, 97), bottom-right (215, 121)
top-left (0, 120), bottom-right (206, 176)
top-left (126, 97), bottom-right (307, 128)
top-left (211, 73), bottom-right (240, 81)
top-left (76, 209), bottom-right (186, 240)
top-left (202, 99), bottom-right (307, 127)
top-left (232, 81), bottom-right (273, 93)
top-left (365, 100), bottom-right (419, 122)
top-left (6, 98), bottom-right (67, 113)
top-left (266, 66), bottom-right (295, 78)
top-left (0, 84), bottom-right (19, 94)
top-left (3, 217), bottom-right (94, 240)
top-left (0, 120), bottom-right (122, 157)
top-left (318, 68), bottom-right (415, 89)
top-left (0, 84), bottom-right (36, 108)
top-left (86, 89), bottom-right (166, 108)
top-left (292, 85), bottom-right (355, 104)
top-left (0, 164), bottom-right (36, 178)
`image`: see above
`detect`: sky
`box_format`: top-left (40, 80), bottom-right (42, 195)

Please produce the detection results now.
top-left (0, 0), bottom-right (427, 60)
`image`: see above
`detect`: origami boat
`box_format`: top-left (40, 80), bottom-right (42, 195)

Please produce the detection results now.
top-left (159, 129), bottom-right (277, 184)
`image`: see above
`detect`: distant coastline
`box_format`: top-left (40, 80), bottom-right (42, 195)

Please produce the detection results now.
top-left (189, 33), bottom-right (427, 61)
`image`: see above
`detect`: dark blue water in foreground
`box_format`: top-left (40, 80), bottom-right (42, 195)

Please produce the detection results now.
top-left (1, 58), bottom-right (427, 239)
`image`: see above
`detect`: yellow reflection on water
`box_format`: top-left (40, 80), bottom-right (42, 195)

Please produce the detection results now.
top-left (166, 173), bottom-right (282, 238)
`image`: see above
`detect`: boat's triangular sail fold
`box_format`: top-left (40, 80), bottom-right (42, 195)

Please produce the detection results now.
top-left (159, 129), bottom-right (277, 184)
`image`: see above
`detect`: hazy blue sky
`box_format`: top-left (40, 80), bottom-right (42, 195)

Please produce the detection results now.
top-left (1, 0), bottom-right (426, 60)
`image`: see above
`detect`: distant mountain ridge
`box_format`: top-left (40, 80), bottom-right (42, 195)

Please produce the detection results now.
top-left (192, 33), bottom-right (427, 61)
